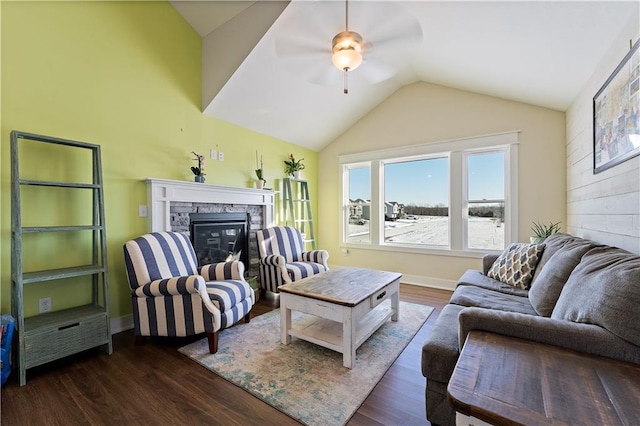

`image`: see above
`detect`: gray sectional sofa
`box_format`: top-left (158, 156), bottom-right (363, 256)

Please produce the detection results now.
top-left (421, 233), bottom-right (640, 426)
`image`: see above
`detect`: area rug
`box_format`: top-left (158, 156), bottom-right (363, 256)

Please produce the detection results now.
top-left (178, 301), bottom-right (433, 426)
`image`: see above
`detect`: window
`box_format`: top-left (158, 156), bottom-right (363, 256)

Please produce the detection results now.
top-left (345, 165), bottom-right (371, 243)
top-left (339, 132), bottom-right (517, 255)
top-left (383, 157), bottom-right (449, 246)
top-left (465, 151), bottom-right (505, 251)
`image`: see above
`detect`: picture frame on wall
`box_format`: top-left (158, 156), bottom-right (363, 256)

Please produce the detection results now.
top-left (593, 39), bottom-right (640, 174)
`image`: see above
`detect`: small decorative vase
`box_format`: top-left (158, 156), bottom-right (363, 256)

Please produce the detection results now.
top-left (194, 175), bottom-right (205, 183)
top-left (256, 179), bottom-right (264, 189)
top-left (294, 170), bottom-right (301, 179)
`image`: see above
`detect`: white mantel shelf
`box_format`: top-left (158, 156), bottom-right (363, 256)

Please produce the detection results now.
top-left (145, 178), bottom-right (275, 232)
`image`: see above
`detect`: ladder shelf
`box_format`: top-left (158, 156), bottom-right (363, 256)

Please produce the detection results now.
top-left (10, 130), bottom-right (112, 386)
top-left (282, 178), bottom-right (316, 250)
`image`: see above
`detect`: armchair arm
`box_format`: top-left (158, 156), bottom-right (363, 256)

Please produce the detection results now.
top-left (458, 307), bottom-right (640, 365)
top-left (133, 275), bottom-right (206, 297)
top-left (259, 254), bottom-right (291, 284)
top-left (301, 250), bottom-right (330, 269)
top-left (482, 254), bottom-right (499, 275)
top-left (200, 260), bottom-right (245, 281)
top-left (259, 254), bottom-right (286, 267)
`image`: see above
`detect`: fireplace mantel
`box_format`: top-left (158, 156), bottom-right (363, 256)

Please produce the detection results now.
top-left (145, 178), bottom-right (275, 232)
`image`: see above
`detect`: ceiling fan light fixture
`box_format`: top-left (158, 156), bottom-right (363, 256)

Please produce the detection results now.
top-left (332, 30), bottom-right (363, 71)
top-left (332, 49), bottom-right (363, 71)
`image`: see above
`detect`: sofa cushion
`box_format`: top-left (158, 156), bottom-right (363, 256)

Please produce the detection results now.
top-left (529, 233), bottom-right (596, 287)
top-left (487, 243), bottom-right (545, 289)
top-left (457, 270), bottom-right (529, 297)
top-left (552, 247), bottom-right (640, 346)
top-left (450, 285), bottom-right (537, 315)
top-left (528, 240), bottom-right (597, 316)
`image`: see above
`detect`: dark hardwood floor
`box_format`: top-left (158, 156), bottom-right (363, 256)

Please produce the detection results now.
top-left (1, 284), bottom-right (451, 425)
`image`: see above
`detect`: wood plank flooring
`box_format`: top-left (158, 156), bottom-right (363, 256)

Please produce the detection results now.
top-left (1, 284), bottom-right (451, 425)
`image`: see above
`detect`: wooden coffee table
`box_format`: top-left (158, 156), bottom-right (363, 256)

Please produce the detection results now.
top-left (279, 267), bottom-right (401, 368)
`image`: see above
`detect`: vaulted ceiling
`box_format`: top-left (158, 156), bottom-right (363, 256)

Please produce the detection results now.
top-left (171, 1), bottom-right (639, 151)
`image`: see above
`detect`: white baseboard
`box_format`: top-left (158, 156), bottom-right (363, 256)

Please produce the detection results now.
top-left (111, 314), bottom-right (134, 335)
top-left (400, 274), bottom-right (457, 291)
top-left (108, 273), bottom-right (455, 333)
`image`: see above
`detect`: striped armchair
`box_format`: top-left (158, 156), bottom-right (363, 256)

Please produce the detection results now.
top-left (257, 226), bottom-right (329, 293)
top-left (123, 232), bottom-right (254, 353)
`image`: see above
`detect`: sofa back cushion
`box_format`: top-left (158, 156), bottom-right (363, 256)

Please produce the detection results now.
top-left (529, 233), bottom-right (581, 287)
top-left (487, 243), bottom-right (545, 289)
top-left (551, 247), bottom-right (640, 346)
top-left (528, 240), bottom-right (597, 316)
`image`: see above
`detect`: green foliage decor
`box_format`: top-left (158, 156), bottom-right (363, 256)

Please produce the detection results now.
top-left (284, 153), bottom-right (305, 176)
top-left (531, 221), bottom-right (561, 240)
top-left (191, 151), bottom-right (205, 176)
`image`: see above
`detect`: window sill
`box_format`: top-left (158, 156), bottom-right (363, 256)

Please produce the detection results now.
top-left (340, 242), bottom-right (500, 259)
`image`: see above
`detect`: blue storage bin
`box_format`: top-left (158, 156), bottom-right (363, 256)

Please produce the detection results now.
top-left (1, 314), bottom-right (15, 386)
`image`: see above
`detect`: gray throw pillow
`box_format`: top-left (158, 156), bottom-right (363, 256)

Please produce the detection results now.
top-left (528, 240), bottom-right (595, 316)
top-left (551, 247), bottom-right (640, 347)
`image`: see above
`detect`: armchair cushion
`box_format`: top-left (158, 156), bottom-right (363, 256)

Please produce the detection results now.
top-left (286, 262), bottom-right (328, 281)
top-left (206, 280), bottom-right (253, 329)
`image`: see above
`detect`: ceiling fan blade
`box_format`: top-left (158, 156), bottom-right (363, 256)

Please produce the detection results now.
top-left (274, 1), bottom-right (341, 59)
top-left (275, 31), bottom-right (329, 58)
top-left (279, 56), bottom-right (340, 86)
top-left (357, 58), bottom-right (396, 84)
top-left (352, 2), bottom-right (422, 53)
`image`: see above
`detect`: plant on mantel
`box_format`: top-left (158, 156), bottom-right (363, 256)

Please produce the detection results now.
top-left (191, 151), bottom-right (206, 182)
top-left (255, 151), bottom-right (266, 188)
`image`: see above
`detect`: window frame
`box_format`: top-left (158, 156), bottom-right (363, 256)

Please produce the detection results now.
top-left (339, 131), bottom-right (519, 258)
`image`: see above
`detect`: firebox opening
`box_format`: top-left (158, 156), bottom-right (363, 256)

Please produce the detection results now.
top-left (189, 213), bottom-right (250, 275)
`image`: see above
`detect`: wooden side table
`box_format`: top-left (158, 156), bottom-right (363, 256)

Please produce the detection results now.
top-left (448, 331), bottom-right (640, 425)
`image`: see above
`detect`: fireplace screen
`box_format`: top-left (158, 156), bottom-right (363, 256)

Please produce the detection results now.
top-left (189, 213), bottom-right (249, 270)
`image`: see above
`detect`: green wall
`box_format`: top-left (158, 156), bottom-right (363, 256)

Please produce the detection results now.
top-left (1, 1), bottom-right (317, 319)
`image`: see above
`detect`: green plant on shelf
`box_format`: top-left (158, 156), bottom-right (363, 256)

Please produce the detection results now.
top-left (284, 153), bottom-right (305, 177)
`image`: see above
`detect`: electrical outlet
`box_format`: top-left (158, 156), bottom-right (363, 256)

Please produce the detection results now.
top-left (39, 297), bottom-right (52, 313)
top-left (138, 205), bottom-right (148, 217)
top-left (210, 149), bottom-right (217, 160)
top-left (218, 151), bottom-right (224, 161)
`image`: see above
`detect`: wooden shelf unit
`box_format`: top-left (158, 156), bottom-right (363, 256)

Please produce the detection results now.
top-left (282, 178), bottom-right (316, 250)
top-left (10, 130), bottom-right (112, 386)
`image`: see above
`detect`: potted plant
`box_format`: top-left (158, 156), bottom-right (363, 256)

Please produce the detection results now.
top-left (284, 153), bottom-right (305, 179)
top-left (255, 151), bottom-right (266, 189)
top-left (191, 151), bottom-right (206, 183)
top-left (530, 221), bottom-right (561, 244)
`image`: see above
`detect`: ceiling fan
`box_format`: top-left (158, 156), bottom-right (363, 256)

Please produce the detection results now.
top-left (274, 0), bottom-right (423, 94)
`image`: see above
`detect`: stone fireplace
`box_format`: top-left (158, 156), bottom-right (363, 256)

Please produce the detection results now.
top-left (145, 178), bottom-right (275, 278)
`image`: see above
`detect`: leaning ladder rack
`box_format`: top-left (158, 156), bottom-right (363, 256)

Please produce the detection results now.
top-left (11, 130), bottom-right (112, 386)
top-left (282, 178), bottom-right (316, 250)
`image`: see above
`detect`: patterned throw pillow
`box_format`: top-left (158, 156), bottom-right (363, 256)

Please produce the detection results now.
top-left (487, 243), bottom-right (545, 289)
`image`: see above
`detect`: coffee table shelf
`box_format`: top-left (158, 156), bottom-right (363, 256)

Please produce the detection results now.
top-left (289, 303), bottom-right (394, 352)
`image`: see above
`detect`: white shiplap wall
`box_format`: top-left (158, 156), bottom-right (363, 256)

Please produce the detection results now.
top-left (566, 10), bottom-right (640, 254)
